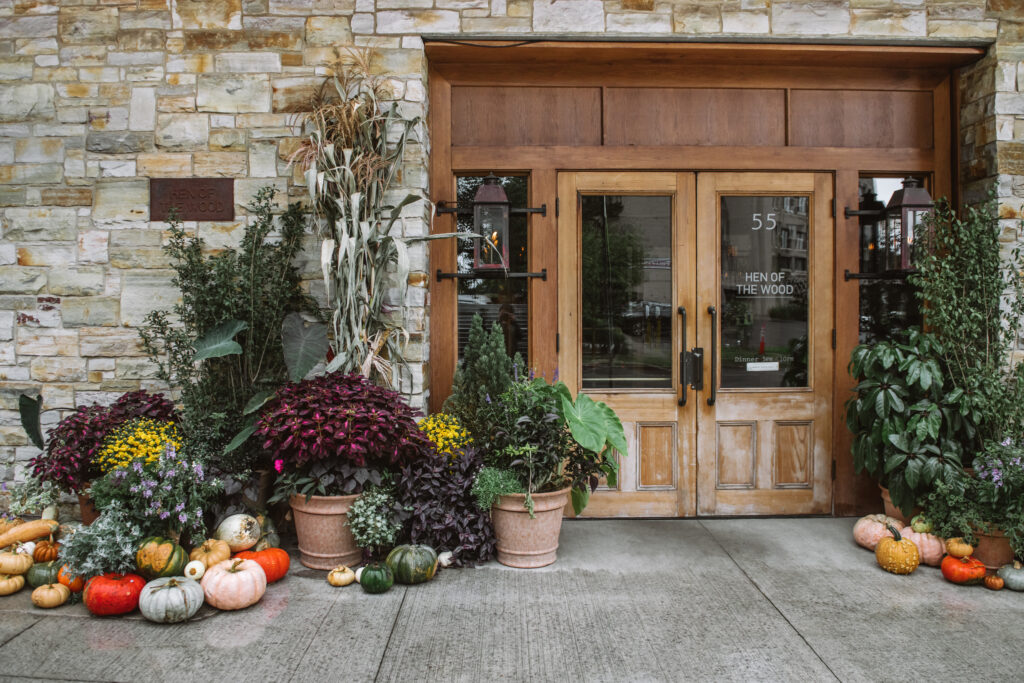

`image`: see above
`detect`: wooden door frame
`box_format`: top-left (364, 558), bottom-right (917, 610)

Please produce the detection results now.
top-left (426, 41), bottom-right (980, 515)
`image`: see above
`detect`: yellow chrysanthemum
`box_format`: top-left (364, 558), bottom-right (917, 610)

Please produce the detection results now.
top-left (95, 418), bottom-right (182, 473)
top-left (419, 413), bottom-right (472, 461)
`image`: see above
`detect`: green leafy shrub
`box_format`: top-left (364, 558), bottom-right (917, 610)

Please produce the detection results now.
top-left (58, 501), bottom-right (144, 580)
top-left (346, 486), bottom-right (403, 559)
top-left (138, 188), bottom-right (317, 472)
top-left (471, 466), bottom-right (523, 512)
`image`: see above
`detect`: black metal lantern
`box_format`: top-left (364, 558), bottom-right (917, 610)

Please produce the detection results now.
top-left (472, 174), bottom-right (510, 270)
top-left (858, 189), bottom-right (886, 273)
top-left (884, 177), bottom-right (933, 271)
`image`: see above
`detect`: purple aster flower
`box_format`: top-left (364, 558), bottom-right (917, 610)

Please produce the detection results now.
top-left (143, 490), bottom-right (152, 498)
top-left (193, 462), bottom-right (204, 479)
top-left (175, 502), bottom-right (185, 511)
top-left (1002, 437), bottom-right (1013, 447)
top-left (166, 469), bottom-right (175, 478)
top-left (159, 511), bottom-right (170, 520)
top-left (178, 512), bottom-right (187, 523)
top-left (133, 461), bottom-right (143, 473)
top-left (130, 486), bottom-right (139, 493)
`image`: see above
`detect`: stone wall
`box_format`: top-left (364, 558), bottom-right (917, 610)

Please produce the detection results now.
top-left (0, 0), bottom-right (1022, 500)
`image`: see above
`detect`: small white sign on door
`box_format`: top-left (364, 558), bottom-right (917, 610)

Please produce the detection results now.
top-left (746, 361), bottom-right (780, 372)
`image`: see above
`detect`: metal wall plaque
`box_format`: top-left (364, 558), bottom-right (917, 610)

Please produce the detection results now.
top-left (150, 178), bottom-right (234, 221)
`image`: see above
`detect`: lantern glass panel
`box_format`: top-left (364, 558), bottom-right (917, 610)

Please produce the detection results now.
top-left (456, 175), bottom-right (529, 361)
top-left (473, 203), bottom-right (509, 269)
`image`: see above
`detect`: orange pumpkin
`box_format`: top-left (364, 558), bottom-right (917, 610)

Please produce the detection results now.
top-left (984, 575), bottom-right (1005, 591)
top-left (233, 548), bottom-right (290, 584)
top-left (853, 514), bottom-right (905, 551)
top-left (945, 537), bottom-right (974, 559)
top-left (57, 564), bottom-right (85, 593)
top-left (33, 538), bottom-right (60, 563)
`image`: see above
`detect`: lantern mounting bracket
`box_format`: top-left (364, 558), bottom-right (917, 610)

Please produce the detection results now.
top-left (843, 207), bottom-right (884, 219)
top-left (436, 268), bottom-right (547, 282)
top-left (435, 201), bottom-right (546, 217)
top-left (843, 269), bottom-right (917, 281)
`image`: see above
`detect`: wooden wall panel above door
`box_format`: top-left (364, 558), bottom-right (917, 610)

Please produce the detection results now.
top-left (604, 88), bottom-right (786, 147)
top-left (451, 86), bottom-right (601, 146)
top-left (790, 90), bottom-right (934, 148)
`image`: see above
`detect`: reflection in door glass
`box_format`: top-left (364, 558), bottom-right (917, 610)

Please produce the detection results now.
top-left (720, 196), bottom-right (809, 389)
top-left (456, 176), bottom-right (528, 360)
top-left (581, 195), bottom-right (672, 390)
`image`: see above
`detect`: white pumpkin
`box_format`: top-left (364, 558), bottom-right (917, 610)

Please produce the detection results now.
top-left (438, 551), bottom-right (454, 568)
top-left (354, 566), bottom-right (363, 584)
top-left (15, 541), bottom-right (35, 556)
top-left (213, 514), bottom-right (261, 552)
top-left (183, 560), bottom-right (206, 581)
top-left (139, 577), bottom-right (205, 624)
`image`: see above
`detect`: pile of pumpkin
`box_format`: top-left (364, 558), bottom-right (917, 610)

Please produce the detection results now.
top-left (853, 513), bottom-right (1024, 591)
top-left (0, 513), bottom-right (290, 623)
top-left (326, 544), bottom-right (443, 594)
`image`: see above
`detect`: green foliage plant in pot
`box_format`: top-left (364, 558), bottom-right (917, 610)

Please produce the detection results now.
top-left (471, 363), bottom-right (627, 568)
top-left (846, 329), bottom-right (967, 518)
top-left (260, 372), bottom-right (433, 570)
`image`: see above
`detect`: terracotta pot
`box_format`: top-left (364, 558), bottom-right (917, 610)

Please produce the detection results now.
top-left (77, 491), bottom-right (99, 526)
top-left (879, 486), bottom-right (918, 526)
top-left (289, 493), bottom-right (361, 570)
top-left (973, 527), bottom-right (1015, 570)
top-left (491, 487), bottom-right (570, 568)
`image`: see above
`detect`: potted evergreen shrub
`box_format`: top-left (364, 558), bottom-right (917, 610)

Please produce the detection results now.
top-left (259, 372), bottom-right (432, 569)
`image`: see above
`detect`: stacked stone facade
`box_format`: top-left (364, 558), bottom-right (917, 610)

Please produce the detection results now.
top-left (0, 0), bottom-right (1022, 499)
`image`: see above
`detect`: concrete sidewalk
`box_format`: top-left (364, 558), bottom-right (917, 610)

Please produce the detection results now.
top-left (1, 518), bottom-right (1021, 682)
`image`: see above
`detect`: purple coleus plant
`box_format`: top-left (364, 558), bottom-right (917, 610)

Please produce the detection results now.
top-left (256, 372), bottom-right (432, 476)
top-left (28, 390), bottom-right (178, 495)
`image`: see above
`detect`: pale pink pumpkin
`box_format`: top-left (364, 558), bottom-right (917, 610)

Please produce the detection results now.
top-left (853, 514), bottom-right (905, 550)
top-left (898, 529), bottom-right (945, 566)
top-left (200, 558), bottom-right (266, 610)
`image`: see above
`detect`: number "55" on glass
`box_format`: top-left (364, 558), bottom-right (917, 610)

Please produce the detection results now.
top-left (752, 213), bottom-right (777, 230)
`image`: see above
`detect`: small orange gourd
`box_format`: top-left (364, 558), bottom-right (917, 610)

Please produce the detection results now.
top-left (189, 539), bottom-right (232, 569)
top-left (984, 575), bottom-right (1004, 591)
top-left (946, 537), bottom-right (974, 559)
top-left (875, 524), bottom-right (920, 575)
top-left (33, 537), bottom-right (60, 563)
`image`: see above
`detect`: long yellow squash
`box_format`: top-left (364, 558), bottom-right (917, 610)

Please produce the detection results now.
top-left (0, 519), bottom-right (60, 549)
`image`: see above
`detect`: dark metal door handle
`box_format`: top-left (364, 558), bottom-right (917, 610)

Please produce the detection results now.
top-left (678, 306), bottom-right (687, 406)
top-left (707, 305), bottom-right (717, 406)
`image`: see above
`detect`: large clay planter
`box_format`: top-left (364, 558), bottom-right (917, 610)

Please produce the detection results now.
top-left (879, 486), bottom-right (918, 526)
top-left (491, 488), bottom-right (570, 568)
top-left (290, 494), bottom-right (361, 570)
top-left (973, 527), bottom-right (1015, 570)
top-left (77, 491), bottom-right (99, 526)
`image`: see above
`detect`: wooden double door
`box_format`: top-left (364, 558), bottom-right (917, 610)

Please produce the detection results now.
top-left (558, 172), bottom-right (834, 516)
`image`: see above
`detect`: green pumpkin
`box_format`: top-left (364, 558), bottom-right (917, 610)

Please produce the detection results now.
top-left (26, 560), bottom-right (61, 588)
top-left (254, 513), bottom-right (280, 551)
top-left (997, 560), bottom-right (1024, 591)
top-left (359, 563), bottom-right (394, 594)
top-left (135, 536), bottom-right (188, 581)
top-left (386, 544), bottom-right (438, 585)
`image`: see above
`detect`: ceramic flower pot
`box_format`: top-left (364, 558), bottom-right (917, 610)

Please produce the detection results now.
top-left (289, 493), bottom-right (361, 570)
top-left (973, 527), bottom-right (1015, 570)
top-left (491, 487), bottom-right (570, 568)
top-left (77, 490), bottom-right (99, 526)
top-left (879, 485), bottom-right (917, 526)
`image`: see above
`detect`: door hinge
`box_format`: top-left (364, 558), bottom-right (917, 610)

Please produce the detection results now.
top-left (832, 460), bottom-right (837, 481)
top-left (831, 198), bottom-right (836, 219)
top-left (832, 328), bottom-right (836, 349)
top-left (555, 197), bottom-right (559, 218)
top-left (555, 332), bottom-right (560, 353)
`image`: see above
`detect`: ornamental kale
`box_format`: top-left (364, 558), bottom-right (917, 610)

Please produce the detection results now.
top-left (258, 372), bottom-right (432, 497)
top-left (396, 446), bottom-right (496, 567)
top-left (28, 390), bottom-right (177, 495)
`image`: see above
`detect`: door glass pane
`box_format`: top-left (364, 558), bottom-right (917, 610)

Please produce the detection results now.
top-left (720, 195), bottom-right (809, 389)
top-left (580, 195), bottom-right (672, 390)
top-left (456, 175), bottom-right (528, 360)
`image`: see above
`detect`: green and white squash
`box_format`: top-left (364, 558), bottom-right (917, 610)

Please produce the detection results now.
top-left (139, 577), bottom-right (205, 624)
top-left (998, 561), bottom-right (1024, 591)
top-left (385, 544), bottom-right (438, 585)
top-left (26, 560), bottom-right (61, 588)
top-left (135, 537), bottom-right (188, 580)
top-left (359, 563), bottom-right (393, 594)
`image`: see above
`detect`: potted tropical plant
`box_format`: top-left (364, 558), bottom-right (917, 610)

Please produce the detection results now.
top-left (467, 365), bottom-right (626, 568)
top-left (259, 372), bottom-right (432, 569)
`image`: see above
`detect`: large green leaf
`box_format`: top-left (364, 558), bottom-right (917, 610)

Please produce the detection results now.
top-left (18, 394), bottom-right (44, 450)
top-left (571, 486), bottom-right (590, 516)
top-left (561, 393), bottom-right (608, 454)
top-left (281, 312), bottom-right (329, 382)
top-left (224, 420), bottom-right (256, 454)
top-left (243, 390), bottom-right (274, 416)
top-left (193, 319), bottom-right (248, 362)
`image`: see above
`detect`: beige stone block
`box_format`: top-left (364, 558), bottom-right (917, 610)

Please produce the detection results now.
top-left (996, 92), bottom-right (1024, 116)
top-left (79, 67), bottom-right (121, 83)
top-left (302, 47), bottom-right (348, 67)
top-left (4, 207), bottom-right (77, 241)
top-left (722, 10), bottom-right (769, 33)
top-left (88, 108), bottom-right (131, 132)
top-left (198, 221), bottom-right (246, 250)
top-left (115, 357), bottom-right (160, 380)
top-left (31, 357), bottom-right (87, 382)
top-left (851, 8), bottom-right (925, 36)
top-left (235, 178), bottom-right (287, 212)
top-left (0, 58), bottom-right (35, 80)
top-left (246, 30), bottom-right (304, 51)
top-left (197, 75), bottom-right (272, 114)
top-left (17, 245), bottom-right (75, 267)
top-left (368, 49), bottom-right (423, 77)
top-left (157, 96), bottom-right (197, 113)
top-left (0, 83), bottom-right (54, 122)
top-left (111, 230), bottom-right (162, 248)
top-left (183, 30), bottom-right (249, 52)
top-left (110, 247), bottom-right (173, 269)
top-left (79, 327), bottom-right (144, 356)
top-left (606, 12), bottom-right (672, 33)
top-left (16, 328), bottom-right (78, 356)
top-left (0, 15), bottom-right (58, 39)
top-left (58, 7), bottom-right (118, 45)
top-left (119, 10), bottom-right (172, 30)
top-left (119, 271), bottom-right (178, 326)
top-left (155, 113), bottom-right (209, 150)
top-left (117, 29), bottom-right (167, 52)
top-left (77, 231), bottom-right (109, 264)
top-left (193, 151), bottom-right (248, 177)
top-left (305, 15), bottom-right (353, 45)
top-left (377, 0), bottom-right (432, 7)
top-left (350, 13), bottom-right (374, 33)
top-left (771, 1), bottom-right (849, 35)
top-left (215, 52), bottom-right (282, 73)
top-left (61, 297), bottom-right (119, 327)
top-left (927, 19), bottom-right (997, 39)
top-left (0, 267), bottom-right (46, 294)
top-left (234, 114), bottom-right (290, 128)
top-left (249, 142), bottom-right (278, 178)
top-left (167, 54), bottom-right (216, 74)
top-left (461, 16), bottom-right (534, 32)
top-left (130, 87), bottom-right (157, 131)
top-left (172, 0), bottom-right (242, 30)
top-left (92, 180), bottom-right (150, 225)
top-left (271, 76), bottom-right (323, 113)
top-left (137, 153), bottom-right (192, 177)
top-left (532, 0), bottom-right (604, 31)
top-left (46, 267), bottom-right (105, 296)
top-left (40, 383), bottom-right (76, 410)
top-left (376, 10), bottom-right (461, 34)
top-left (209, 129), bottom-right (247, 152)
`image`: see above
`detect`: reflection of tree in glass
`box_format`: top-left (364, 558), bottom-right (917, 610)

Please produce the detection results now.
top-left (581, 199), bottom-right (644, 357)
top-left (782, 334), bottom-right (808, 387)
